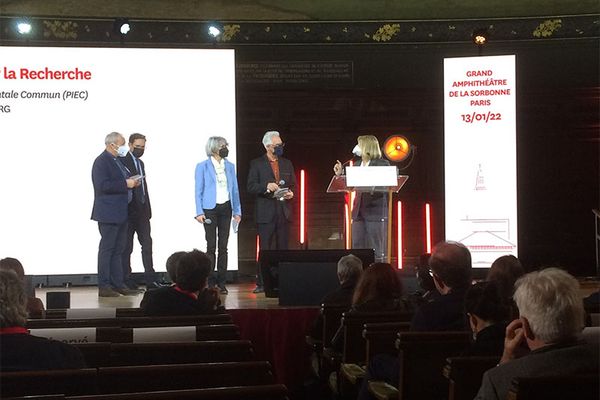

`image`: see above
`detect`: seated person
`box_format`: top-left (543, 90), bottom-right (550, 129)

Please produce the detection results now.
top-left (486, 254), bottom-right (524, 318)
top-left (331, 263), bottom-right (407, 350)
top-left (140, 249), bottom-right (223, 316)
top-left (410, 253), bottom-right (440, 307)
top-left (475, 267), bottom-right (599, 400)
top-left (308, 253), bottom-right (363, 339)
top-left (0, 270), bottom-right (85, 371)
top-left (357, 272), bottom-right (507, 400)
top-left (165, 251), bottom-right (186, 285)
top-left (0, 257), bottom-right (44, 316)
top-left (410, 240), bottom-right (472, 331)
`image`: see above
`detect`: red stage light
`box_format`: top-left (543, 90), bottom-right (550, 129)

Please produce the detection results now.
top-left (397, 201), bottom-right (403, 269)
top-left (255, 235), bottom-right (260, 262)
top-left (425, 203), bottom-right (432, 254)
top-left (300, 169), bottom-right (306, 245)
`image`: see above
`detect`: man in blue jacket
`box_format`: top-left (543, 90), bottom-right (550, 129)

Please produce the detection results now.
top-left (91, 132), bottom-right (141, 297)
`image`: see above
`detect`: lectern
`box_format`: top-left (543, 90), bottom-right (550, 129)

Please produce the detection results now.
top-left (327, 166), bottom-right (408, 263)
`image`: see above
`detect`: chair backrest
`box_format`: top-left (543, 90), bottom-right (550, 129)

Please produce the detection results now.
top-left (0, 368), bottom-right (98, 397)
top-left (341, 311), bottom-right (413, 363)
top-left (507, 374), bottom-right (600, 400)
top-left (29, 328), bottom-right (97, 344)
top-left (63, 384), bottom-right (289, 400)
top-left (75, 342), bottom-right (112, 367)
top-left (396, 331), bottom-right (471, 400)
top-left (108, 340), bottom-right (255, 366)
top-left (362, 322), bottom-right (411, 365)
top-left (443, 356), bottom-right (499, 400)
top-left (40, 308), bottom-right (146, 319)
top-left (96, 361), bottom-right (274, 394)
top-left (321, 304), bottom-right (348, 346)
top-left (27, 314), bottom-right (233, 329)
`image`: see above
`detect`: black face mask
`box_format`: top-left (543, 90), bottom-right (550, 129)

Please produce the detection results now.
top-left (218, 147), bottom-right (229, 158)
top-left (273, 145), bottom-right (284, 157)
top-left (132, 148), bottom-right (144, 158)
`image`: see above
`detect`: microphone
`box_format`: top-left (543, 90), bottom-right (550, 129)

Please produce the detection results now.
top-left (204, 218), bottom-right (212, 225)
top-left (278, 180), bottom-right (285, 186)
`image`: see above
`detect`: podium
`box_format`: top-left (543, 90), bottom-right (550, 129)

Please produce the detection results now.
top-left (327, 166), bottom-right (408, 263)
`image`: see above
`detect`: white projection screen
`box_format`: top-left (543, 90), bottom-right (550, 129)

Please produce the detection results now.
top-left (444, 55), bottom-right (517, 268)
top-left (0, 46), bottom-right (238, 275)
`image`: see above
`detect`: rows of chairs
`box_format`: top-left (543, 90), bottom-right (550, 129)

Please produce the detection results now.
top-left (309, 303), bottom-right (600, 400)
top-left (3, 311), bottom-right (289, 400)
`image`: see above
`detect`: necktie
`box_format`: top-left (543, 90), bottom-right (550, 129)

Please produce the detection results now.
top-left (134, 157), bottom-right (146, 203)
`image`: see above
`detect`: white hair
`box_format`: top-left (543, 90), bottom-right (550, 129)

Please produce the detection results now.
top-left (513, 267), bottom-right (584, 343)
top-left (337, 254), bottom-right (363, 284)
top-left (262, 130), bottom-right (280, 147)
top-left (205, 136), bottom-right (227, 157)
top-left (105, 131), bottom-right (123, 145)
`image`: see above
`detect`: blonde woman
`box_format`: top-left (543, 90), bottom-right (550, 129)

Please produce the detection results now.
top-left (333, 135), bottom-right (390, 261)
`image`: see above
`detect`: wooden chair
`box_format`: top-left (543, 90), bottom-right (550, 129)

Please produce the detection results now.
top-left (507, 374), bottom-right (600, 400)
top-left (76, 342), bottom-right (112, 367)
top-left (96, 361), bottom-right (275, 394)
top-left (442, 356), bottom-right (499, 400)
top-left (62, 384), bottom-right (289, 400)
top-left (0, 368), bottom-right (98, 397)
top-left (108, 340), bottom-right (255, 366)
top-left (395, 331), bottom-right (471, 400)
top-left (27, 314), bottom-right (233, 329)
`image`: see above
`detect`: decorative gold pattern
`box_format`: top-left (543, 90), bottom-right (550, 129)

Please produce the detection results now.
top-left (221, 24), bottom-right (240, 41)
top-left (372, 23), bottom-right (400, 42)
top-left (43, 20), bottom-right (78, 39)
top-left (533, 19), bottom-right (562, 37)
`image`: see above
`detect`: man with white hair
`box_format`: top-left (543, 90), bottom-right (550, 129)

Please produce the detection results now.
top-left (247, 130), bottom-right (296, 293)
top-left (475, 267), bottom-right (599, 400)
top-left (91, 132), bottom-right (141, 297)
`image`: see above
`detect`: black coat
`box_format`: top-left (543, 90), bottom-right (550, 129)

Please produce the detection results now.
top-left (247, 154), bottom-right (296, 223)
top-left (119, 152), bottom-right (151, 218)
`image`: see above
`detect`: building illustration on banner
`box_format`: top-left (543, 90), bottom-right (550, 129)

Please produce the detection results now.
top-left (458, 217), bottom-right (517, 266)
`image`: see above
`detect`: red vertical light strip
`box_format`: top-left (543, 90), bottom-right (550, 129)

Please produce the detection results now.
top-left (300, 169), bottom-right (306, 244)
top-left (255, 235), bottom-right (260, 262)
top-left (397, 201), bottom-right (403, 269)
top-left (344, 204), bottom-right (351, 249)
top-left (425, 203), bottom-right (432, 254)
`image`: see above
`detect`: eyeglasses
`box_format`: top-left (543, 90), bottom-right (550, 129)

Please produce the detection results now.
top-left (272, 143), bottom-right (285, 148)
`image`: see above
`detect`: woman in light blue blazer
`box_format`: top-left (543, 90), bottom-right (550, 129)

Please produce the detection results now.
top-left (195, 136), bottom-right (242, 294)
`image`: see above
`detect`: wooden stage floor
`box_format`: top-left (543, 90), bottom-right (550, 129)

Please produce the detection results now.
top-left (35, 282), bottom-right (282, 310)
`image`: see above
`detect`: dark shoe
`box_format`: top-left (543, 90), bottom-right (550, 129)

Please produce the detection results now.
top-left (116, 288), bottom-right (140, 296)
top-left (252, 286), bottom-right (264, 294)
top-left (219, 286), bottom-right (229, 295)
top-left (98, 287), bottom-right (121, 297)
top-left (125, 281), bottom-right (139, 290)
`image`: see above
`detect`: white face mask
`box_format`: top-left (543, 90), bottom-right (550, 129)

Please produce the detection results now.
top-left (352, 144), bottom-right (362, 157)
top-left (115, 144), bottom-right (129, 157)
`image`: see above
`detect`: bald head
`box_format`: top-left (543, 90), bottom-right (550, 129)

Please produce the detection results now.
top-left (429, 241), bottom-right (472, 291)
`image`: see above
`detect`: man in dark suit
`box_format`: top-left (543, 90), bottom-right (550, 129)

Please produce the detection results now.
top-left (247, 130), bottom-right (296, 293)
top-left (119, 133), bottom-right (158, 289)
top-left (475, 268), bottom-right (599, 400)
top-left (91, 132), bottom-right (141, 297)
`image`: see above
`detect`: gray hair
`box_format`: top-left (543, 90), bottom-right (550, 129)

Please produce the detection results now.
top-left (513, 267), bottom-right (584, 343)
top-left (337, 254), bottom-right (363, 285)
top-left (262, 130), bottom-right (280, 147)
top-left (205, 136), bottom-right (228, 157)
top-left (105, 131), bottom-right (124, 145)
top-left (0, 269), bottom-right (28, 327)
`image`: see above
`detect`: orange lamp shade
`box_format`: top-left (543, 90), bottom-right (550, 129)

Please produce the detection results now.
top-left (383, 135), bottom-right (411, 162)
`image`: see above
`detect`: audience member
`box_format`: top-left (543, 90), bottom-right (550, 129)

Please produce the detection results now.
top-left (410, 240), bottom-right (472, 331)
top-left (486, 254), bottom-right (524, 302)
top-left (165, 251), bottom-right (186, 284)
top-left (410, 253), bottom-right (440, 307)
top-left (350, 262), bottom-right (405, 312)
top-left (0, 257), bottom-right (44, 316)
top-left (0, 269), bottom-right (85, 371)
top-left (464, 281), bottom-right (509, 356)
top-left (475, 267), bottom-right (599, 400)
top-left (308, 254), bottom-right (363, 340)
top-left (140, 250), bottom-right (223, 315)
top-left (357, 269), bottom-right (505, 400)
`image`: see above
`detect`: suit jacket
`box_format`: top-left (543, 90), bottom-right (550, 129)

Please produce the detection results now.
top-left (120, 152), bottom-right (151, 218)
top-left (410, 288), bottom-right (469, 332)
top-left (91, 150), bottom-right (129, 224)
top-left (475, 341), bottom-right (599, 400)
top-left (0, 333), bottom-right (86, 371)
top-left (140, 287), bottom-right (222, 316)
top-left (352, 158), bottom-right (391, 221)
top-left (247, 154), bottom-right (296, 223)
top-left (194, 157), bottom-right (242, 216)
